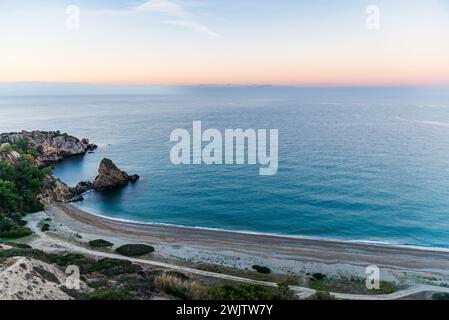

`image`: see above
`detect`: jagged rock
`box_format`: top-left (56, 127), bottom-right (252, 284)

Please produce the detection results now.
top-left (0, 131), bottom-right (97, 167)
top-left (80, 138), bottom-right (97, 152)
top-left (39, 175), bottom-right (73, 205)
top-left (71, 181), bottom-right (94, 195)
top-left (92, 158), bottom-right (139, 191)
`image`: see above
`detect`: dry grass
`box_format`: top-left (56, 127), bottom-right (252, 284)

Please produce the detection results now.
top-left (155, 273), bottom-right (208, 299)
top-left (155, 274), bottom-right (185, 291)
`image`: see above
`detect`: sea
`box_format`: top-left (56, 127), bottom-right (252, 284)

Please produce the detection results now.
top-left (2, 87), bottom-right (449, 248)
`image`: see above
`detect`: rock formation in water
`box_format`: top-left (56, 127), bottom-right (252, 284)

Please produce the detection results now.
top-left (0, 130), bottom-right (97, 167)
top-left (92, 158), bottom-right (139, 191)
top-left (72, 181), bottom-right (94, 195)
top-left (70, 159), bottom-right (139, 196)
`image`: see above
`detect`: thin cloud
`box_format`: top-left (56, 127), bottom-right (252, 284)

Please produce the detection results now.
top-left (135, 0), bottom-right (220, 37)
top-left (135, 0), bottom-right (190, 17)
top-left (164, 20), bottom-right (220, 37)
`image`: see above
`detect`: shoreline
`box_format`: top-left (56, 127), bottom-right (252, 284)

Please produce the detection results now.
top-left (74, 203), bottom-right (449, 254)
top-left (43, 203), bottom-right (449, 278)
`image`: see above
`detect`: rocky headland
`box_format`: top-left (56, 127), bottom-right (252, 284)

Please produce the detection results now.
top-left (0, 130), bottom-right (97, 167)
top-left (0, 130), bottom-right (139, 204)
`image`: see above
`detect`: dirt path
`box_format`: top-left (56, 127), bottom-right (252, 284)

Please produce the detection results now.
top-left (26, 213), bottom-right (449, 300)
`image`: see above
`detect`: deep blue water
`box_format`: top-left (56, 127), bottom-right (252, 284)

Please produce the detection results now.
top-left (2, 89), bottom-right (449, 247)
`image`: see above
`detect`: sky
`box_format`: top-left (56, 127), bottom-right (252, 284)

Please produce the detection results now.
top-left (0, 0), bottom-right (449, 87)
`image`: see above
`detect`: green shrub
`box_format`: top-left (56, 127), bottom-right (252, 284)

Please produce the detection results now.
top-left (48, 253), bottom-right (93, 272)
top-left (92, 258), bottom-right (142, 276)
top-left (115, 244), bottom-right (154, 257)
top-left (252, 265), bottom-right (271, 274)
top-left (0, 248), bottom-right (48, 261)
top-left (277, 281), bottom-right (296, 300)
top-left (0, 226), bottom-right (32, 238)
top-left (105, 273), bottom-right (156, 299)
top-left (89, 239), bottom-right (114, 248)
top-left (208, 284), bottom-right (278, 300)
top-left (48, 254), bottom-right (142, 276)
top-left (87, 288), bottom-right (134, 300)
top-left (87, 277), bottom-right (110, 289)
top-left (312, 272), bottom-right (326, 280)
top-left (308, 291), bottom-right (335, 300)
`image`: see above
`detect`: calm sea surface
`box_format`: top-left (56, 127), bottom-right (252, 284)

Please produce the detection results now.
top-left (2, 89), bottom-right (449, 247)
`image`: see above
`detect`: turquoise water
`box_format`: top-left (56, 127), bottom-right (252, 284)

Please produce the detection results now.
top-left (2, 89), bottom-right (449, 247)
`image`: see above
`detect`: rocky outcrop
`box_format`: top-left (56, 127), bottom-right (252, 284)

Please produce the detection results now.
top-left (0, 256), bottom-right (88, 300)
top-left (68, 159), bottom-right (139, 200)
top-left (0, 131), bottom-right (97, 167)
top-left (72, 181), bottom-right (93, 195)
top-left (0, 143), bottom-right (21, 167)
top-left (92, 159), bottom-right (139, 191)
top-left (39, 175), bottom-right (74, 205)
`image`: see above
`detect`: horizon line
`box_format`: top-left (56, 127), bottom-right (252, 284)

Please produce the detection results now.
top-left (1, 81), bottom-right (449, 89)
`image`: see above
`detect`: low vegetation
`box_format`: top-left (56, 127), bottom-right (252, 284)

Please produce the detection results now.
top-left (86, 288), bottom-right (134, 300)
top-left (252, 265), bottom-right (271, 274)
top-left (115, 244), bottom-right (155, 257)
top-left (154, 271), bottom-right (297, 300)
top-left (308, 274), bottom-right (397, 295)
top-left (0, 245), bottom-right (300, 300)
top-left (208, 284), bottom-right (280, 300)
top-left (89, 239), bottom-right (114, 248)
top-left (307, 291), bottom-right (336, 300)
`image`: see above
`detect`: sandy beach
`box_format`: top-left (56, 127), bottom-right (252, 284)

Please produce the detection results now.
top-left (40, 203), bottom-right (449, 281)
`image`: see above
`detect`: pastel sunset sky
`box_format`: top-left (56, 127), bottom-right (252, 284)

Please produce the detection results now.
top-left (1, 0), bottom-right (449, 86)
